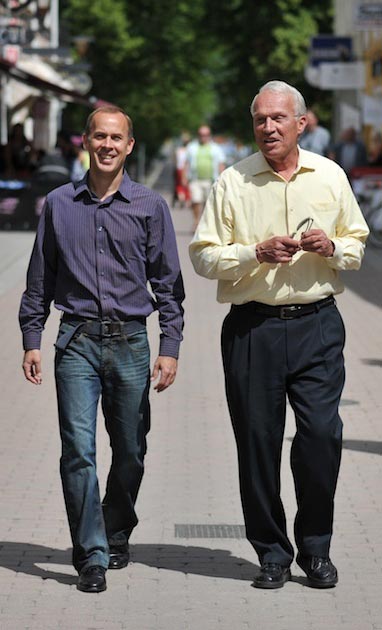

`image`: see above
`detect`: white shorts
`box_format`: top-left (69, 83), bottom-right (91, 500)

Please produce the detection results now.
top-left (189, 179), bottom-right (213, 204)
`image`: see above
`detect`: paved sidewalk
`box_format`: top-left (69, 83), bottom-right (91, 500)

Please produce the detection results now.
top-left (0, 175), bottom-right (381, 629)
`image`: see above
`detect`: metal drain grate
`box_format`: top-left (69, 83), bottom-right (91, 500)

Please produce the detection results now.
top-left (174, 524), bottom-right (246, 539)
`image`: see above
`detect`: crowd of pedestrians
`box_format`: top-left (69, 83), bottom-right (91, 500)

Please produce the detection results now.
top-left (0, 123), bottom-right (89, 185)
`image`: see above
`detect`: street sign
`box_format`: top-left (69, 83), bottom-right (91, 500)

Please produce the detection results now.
top-left (354, 2), bottom-right (382, 30)
top-left (309, 35), bottom-right (353, 67)
top-left (305, 61), bottom-right (365, 90)
top-left (319, 61), bottom-right (365, 89)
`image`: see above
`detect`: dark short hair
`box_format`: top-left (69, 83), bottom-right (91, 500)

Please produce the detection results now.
top-left (84, 106), bottom-right (134, 139)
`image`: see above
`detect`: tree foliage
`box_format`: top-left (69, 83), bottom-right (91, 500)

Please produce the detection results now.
top-left (61, 0), bottom-right (333, 155)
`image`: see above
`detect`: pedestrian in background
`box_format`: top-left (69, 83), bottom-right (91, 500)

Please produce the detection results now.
top-left (190, 80), bottom-right (369, 590)
top-left (19, 105), bottom-right (185, 593)
top-left (184, 125), bottom-right (225, 231)
top-left (174, 132), bottom-right (191, 208)
top-left (298, 108), bottom-right (331, 156)
top-left (330, 127), bottom-right (368, 177)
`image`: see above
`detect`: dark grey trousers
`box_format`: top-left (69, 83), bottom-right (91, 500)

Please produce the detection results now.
top-left (221, 301), bottom-right (345, 566)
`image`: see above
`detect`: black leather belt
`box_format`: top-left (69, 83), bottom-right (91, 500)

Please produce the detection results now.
top-left (233, 296), bottom-right (335, 320)
top-left (61, 313), bottom-right (146, 336)
top-left (56, 314), bottom-right (146, 351)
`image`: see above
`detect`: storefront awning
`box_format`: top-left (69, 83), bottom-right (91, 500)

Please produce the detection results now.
top-left (0, 57), bottom-right (103, 108)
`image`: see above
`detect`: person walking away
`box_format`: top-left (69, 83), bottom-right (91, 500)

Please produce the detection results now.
top-left (19, 106), bottom-right (185, 593)
top-left (189, 81), bottom-right (369, 590)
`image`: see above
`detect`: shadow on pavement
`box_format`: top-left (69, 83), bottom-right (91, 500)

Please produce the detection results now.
top-left (286, 436), bottom-right (381, 455)
top-left (0, 542), bottom-right (75, 585)
top-left (362, 358), bottom-right (382, 367)
top-left (0, 542), bottom-right (257, 584)
top-left (342, 439), bottom-right (382, 455)
top-left (131, 544), bottom-right (257, 581)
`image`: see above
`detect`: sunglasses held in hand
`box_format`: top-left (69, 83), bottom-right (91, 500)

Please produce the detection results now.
top-left (290, 217), bottom-right (313, 239)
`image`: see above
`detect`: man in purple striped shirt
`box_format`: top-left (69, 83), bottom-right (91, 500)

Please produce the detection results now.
top-left (19, 106), bottom-right (185, 593)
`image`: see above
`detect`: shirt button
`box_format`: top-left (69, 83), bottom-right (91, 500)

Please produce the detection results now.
top-left (100, 272), bottom-right (105, 276)
top-left (97, 226), bottom-right (103, 231)
top-left (99, 248), bottom-right (104, 254)
top-left (102, 295), bottom-right (107, 299)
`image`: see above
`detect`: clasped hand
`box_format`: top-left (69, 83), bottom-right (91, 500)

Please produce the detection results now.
top-left (256, 229), bottom-right (334, 264)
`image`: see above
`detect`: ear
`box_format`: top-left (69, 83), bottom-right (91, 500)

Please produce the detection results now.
top-left (82, 133), bottom-right (89, 151)
top-left (297, 115), bottom-right (307, 136)
top-left (125, 137), bottom-right (135, 157)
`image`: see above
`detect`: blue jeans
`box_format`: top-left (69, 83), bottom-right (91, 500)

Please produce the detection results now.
top-left (54, 321), bottom-right (150, 573)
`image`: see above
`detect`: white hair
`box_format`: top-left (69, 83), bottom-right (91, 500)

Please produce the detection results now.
top-left (250, 80), bottom-right (307, 117)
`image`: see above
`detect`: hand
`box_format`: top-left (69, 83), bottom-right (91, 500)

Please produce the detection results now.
top-left (22, 350), bottom-right (42, 385)
top-left (151, 356), bottom-right (178, 393)
top-left (300, 229), bottom-right (335, 257)
top-left (256, 236), bottom-right (301, 264)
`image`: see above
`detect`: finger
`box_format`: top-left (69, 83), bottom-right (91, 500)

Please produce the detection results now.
top-left (154, 370), bottom-right (175, 392)
top-left (23, 362), bottom-right (42, 385)
top-left (150, 363), bottom-right (159, 382)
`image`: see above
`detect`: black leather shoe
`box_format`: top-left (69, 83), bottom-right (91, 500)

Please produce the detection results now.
top-left (253, 563), bottom-right (291, 589)
top-left (297, 554), bottom-right (338, 588)
top-left (77, 565), bottom-right (106, 593)
top-left (108, 545), bottom-right (130, 570)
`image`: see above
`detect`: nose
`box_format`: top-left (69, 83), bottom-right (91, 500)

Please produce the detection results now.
top-left (102, 135), bottom-right (112, 148)
top-left (263, 116), bottom-right (275, 133)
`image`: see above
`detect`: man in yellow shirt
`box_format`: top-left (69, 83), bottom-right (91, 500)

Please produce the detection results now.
top-left (189, 81), bottom-right (369, 590)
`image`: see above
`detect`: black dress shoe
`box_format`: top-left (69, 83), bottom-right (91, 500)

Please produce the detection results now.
top-left (296, 554), bottom-right (338, 588)
top-left (77, 565), bottom-right (107, 593)
top-left (108, 544), bottom-right (130, 570)
top-left (253, 563), bottom-right (291, 589)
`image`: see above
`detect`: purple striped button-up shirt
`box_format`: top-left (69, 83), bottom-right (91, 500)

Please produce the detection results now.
top-left (19, 171), bottom-right (185, 358)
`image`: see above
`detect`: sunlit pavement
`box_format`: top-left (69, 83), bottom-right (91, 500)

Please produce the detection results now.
top-left (0, 166), bottom-right (381, 629)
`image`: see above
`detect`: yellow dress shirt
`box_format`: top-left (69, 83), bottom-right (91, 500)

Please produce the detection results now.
top-left (189, 148), bottom-right (369, 305)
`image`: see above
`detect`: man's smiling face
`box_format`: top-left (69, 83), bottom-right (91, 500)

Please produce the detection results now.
top-left (82, 111), bottom-right (135, 176)
top-left (252, 90), bottom-right (306, 168)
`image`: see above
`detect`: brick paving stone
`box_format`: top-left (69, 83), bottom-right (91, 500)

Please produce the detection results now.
top-left (0, 170), bottom-right (381, 629)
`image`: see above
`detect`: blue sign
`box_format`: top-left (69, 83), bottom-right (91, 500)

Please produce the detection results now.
top-left (309, 36), bottom-right (353, 67)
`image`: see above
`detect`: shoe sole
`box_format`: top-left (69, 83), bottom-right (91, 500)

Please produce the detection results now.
top-left (77, 583), bottom-right (107, 593)
top-left (253, 569), bottom-right (291, 589)
top-left (306, 577), bottom-right (338, 589)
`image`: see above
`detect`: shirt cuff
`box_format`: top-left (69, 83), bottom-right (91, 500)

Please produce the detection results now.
top-left (23, 332), bottom-right (42, 351)
top-left (159, 336), bottom-right (180, 359)
top-left (328, 238), bottom-right (344, 261)
top-left (237, 244), bottom-right (260, 267)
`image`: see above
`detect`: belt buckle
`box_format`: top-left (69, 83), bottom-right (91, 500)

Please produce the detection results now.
top-left (280, 305), bottom-right (300, 320)
top-left (101, 321), bottom-right (122, 336)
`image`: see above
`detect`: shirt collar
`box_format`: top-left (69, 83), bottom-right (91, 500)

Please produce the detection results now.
top-left (252, 147), bottom-right (316, 177)
top-left (73, 170), bottom-right (132, 202)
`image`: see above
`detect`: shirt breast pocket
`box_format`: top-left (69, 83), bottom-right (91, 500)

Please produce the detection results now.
top-left (311, 202), bottom-right (339, 238)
